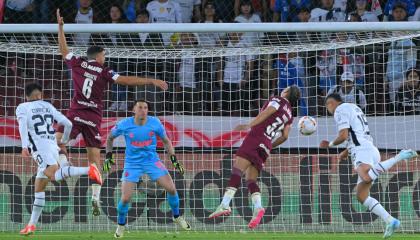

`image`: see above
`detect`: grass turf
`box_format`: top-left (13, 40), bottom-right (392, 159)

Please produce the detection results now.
top-left (1, 232), bottom-right (420, 240)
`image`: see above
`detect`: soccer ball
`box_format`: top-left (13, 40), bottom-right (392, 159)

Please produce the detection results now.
top-left (298, 116), bottom-right (317, 136)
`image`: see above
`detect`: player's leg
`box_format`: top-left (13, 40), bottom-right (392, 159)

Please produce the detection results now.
top-left (86, 147), bottom-right (103, 216)
top-left (114, 181), bottom-right (136, 238)
top-left (155, 174), bottom-right (191, 230)
top-left (209, 156), bottom-right (252, 219)
top-left (366, 149), bottom-right (417, 182)
top-left (245, 165), bottom-right (265, 229)
top-left (20, 178), bottom-right (49, 235)
top-left (356, 164), bottom-right (400, 239)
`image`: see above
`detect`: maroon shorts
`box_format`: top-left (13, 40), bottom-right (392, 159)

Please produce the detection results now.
top-left (235, 135), bottom-right (270, 172)
top-left (57, 110), bottom-right (102, 148)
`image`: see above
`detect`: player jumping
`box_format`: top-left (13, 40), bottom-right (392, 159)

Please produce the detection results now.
top-left (209, 85), bottom-right (301, 229)
top-left (320, 93), bottom-right (417, 239)
top-left (56, 9), bottom-right (168, 216)
top-left (105, 100), bottom-right (190, 238)
top-left (17, 83), bottom-right (102, 235)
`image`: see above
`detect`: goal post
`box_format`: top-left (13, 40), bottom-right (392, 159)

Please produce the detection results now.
top-left (0, 22), bottom-right (419, 233)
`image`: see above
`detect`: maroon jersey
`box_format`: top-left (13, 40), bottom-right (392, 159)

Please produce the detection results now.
top-left (236, 96), bottom-right (293, 171)
top-left (65, 52), bottom-right (119, 121)
top-left (249, 96), bottom-right (293, 149)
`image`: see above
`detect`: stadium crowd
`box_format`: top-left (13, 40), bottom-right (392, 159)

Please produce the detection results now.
top-left (0, 0), bottom-right (419, 117)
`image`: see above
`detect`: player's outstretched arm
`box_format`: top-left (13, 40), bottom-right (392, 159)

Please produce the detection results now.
top-left (53, 107), bottom-right (73, 144)
top-left (56, 9), bottom-right (69, 57)
top-left (320, 128), bottom-right (349, 148)
top-left (115, 76), bottom-right (168, 91)
top-left (234, 106), bottom-right (277, 131)
top-left (272, 124), bottom-right (291, 148)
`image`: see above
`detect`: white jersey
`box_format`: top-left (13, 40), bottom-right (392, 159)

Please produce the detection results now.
top-left (147, 0), bottom-right (182, 23)
top-left (16, 100), bottom-right (72, 152)
top-left (173, 0), bottom-right (200, 23)
top-left (334, 103), bottom-right (374, 151)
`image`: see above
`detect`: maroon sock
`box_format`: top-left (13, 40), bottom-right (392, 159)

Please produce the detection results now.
top-left (227, 167), bottom-right (243, 189)
top-left (246, 180), bottom-right (260, 194)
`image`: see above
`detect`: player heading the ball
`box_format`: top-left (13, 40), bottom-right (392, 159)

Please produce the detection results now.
top-left (55, 9), bottom-right (168, 217)
top-left (209, 86), bottom-right (301, 229)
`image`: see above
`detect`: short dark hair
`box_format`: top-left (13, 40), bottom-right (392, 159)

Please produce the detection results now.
top-left (298, 7), bottom-right (310, 14)
top-left (325, 93), bottom-right (343, 103)
top-left (406, 67), bottom-right (418, 79)
top-left (393, 2), bottom-right (407, 11)
top-left (287, 85), bottom-right (301, 107)
top-left (25, 82), bottom-right (42, 97)
top-left (132, 99), bottom-right (152, 111)
top-left (86, 46), bottom-right (105, 60)
top-left (137, 9), bottom-right (149, 18)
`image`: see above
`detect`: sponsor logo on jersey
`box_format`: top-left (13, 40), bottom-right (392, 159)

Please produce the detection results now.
top-left (81, 62), bottom-right (103, 73)
top-left (77, 100), bottom-right (98, 108)
top-left (74, 117), bottom-right (97, 127)
top-left (131, 139), bottom-right (153, 147)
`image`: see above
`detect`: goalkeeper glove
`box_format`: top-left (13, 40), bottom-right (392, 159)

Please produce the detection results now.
top-left (170, 155), bottom-right (184, 176)
top-left (103, 152), bottom-right (115, 173)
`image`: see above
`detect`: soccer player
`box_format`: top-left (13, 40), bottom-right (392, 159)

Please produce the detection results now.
top-left (104, 100), bottom-right (191, 238)
top-left (17, 82), bottom-right (102, 235)
top-left (320, 93), bottom-right (417, 239)
top-left (209, 85), bottom-right (301, 229)
top-left (56, 9), bottom-right (168, 216)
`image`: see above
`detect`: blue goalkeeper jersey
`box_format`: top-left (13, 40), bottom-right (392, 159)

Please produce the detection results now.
top-left (111, 116), bottom-right (166, 168)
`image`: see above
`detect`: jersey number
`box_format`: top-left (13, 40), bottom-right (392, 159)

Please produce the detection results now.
top-left (265, 117), bottom-right (284, 140)
top-left (33, 114), bottom-right (55, 135)
top-left (357, 114), bottom-right (370, 134)
top-left (82, 78), bottom-right (94, 99)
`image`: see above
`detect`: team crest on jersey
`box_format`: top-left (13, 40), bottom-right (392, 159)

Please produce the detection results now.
top-left (160, 7), bottom-right (165, 13)
top-left (129, 133), bottom-right (134, 138)
top-left (81, 61), bottom-right (88, 68)
top-left (149, 131), bottom-right (154, 137)
top-left (125, 171), bottom-right (129, 177)
top-left (167, 8), bottom-right (172, 13)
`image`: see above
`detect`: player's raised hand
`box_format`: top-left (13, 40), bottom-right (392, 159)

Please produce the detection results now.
top-left (56, 9), bottom-right (64, 26)
top-left (21, 148), bottom-right (31, 158)
top-left (103, 152), bottom-right (115, 173)
top-left (153, 80), bottom-right (168, 91)
top-left (170, 155), bottom-right (185, 176)
top-left (319, 140), bottom-right (330, 148)
top-left (234, 124), bottom-right (250, 131)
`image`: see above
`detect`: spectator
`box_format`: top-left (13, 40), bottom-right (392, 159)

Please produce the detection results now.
top-left (274, 52), bottom-right (308, 115)
top-left (409, 5), bottom-right (420, 20)
top-left (202, 0), bottom-right (235, 22)
top-left (72, 0), bottom-right (98, 46)
top-left (4, 0), bottom-right (33, 23)
top-left (176, 33), bottom-right (200, 114)
top-left (123, 0), bottom-right (146, 22)
top-left (234, 0), bottom-right (264, 46)
top-left (198, 2), bottom-right (223, 47)
top-left (131, 9), bottom-right (164, 47)
top-left (218, 32), bottom-right (253, 116)
top-left (384, 0), bottom-right (416, 20)
top-left (32, 0), bottom-right (49, 23)
top-left (173, 0), bottom-right (201, 23)
top-left (296, 7), bottom-right (311, 22)
top-left (235, 0), bottom-right (271, 22)
top-left (350, 0), bottom-right (379, 21)
top-left (386, 3), bottom-right (417, 103)
top-left (273, 0), bottom-right (312, 22)
top-left (327, 72), bottom-right (367, 110)
top-left (317, 49), bottom-right (337, 95)
top-left (146, 0), bottom-right (182, 45)
top-left (310, 0), bottom-right (346, 22)
top-left (397, 68), bottom-right (420, 115)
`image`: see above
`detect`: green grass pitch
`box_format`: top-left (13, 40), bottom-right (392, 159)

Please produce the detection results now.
top-left (1, 232), bottom-right (420, 240)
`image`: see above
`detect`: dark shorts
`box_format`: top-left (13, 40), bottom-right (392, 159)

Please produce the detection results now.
top-left (235, 135), bottom-right (270, 172)
top-left (57, 110), bottom-right (102, 148)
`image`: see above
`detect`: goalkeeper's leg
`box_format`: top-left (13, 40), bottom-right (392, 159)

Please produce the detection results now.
top-left (209, 156), bottom-right (252, 219)
top-left (156, 174), bottom-right (191, 230)
top-left (245, 165), bottom-right (265, 229)
top-left (115, 181), bottom-right (136, 238)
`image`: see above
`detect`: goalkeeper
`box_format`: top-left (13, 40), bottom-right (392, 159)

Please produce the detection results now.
top-left (104, 99), bottom-right (191, 238)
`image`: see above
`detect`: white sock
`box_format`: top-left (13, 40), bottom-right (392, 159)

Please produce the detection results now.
top-left (251, 192), bottom-right (262, 209)
top-left (58, 154), bottom-right (70, 167)
top-left (29, 192), bottom-right (45, 225)
top-left (363, 196), bottom-right (393, 224)
top-left (368, 157), bottom-right (400, 182)
top-left (92, 184), bottom-right (101, 201)
top-left (54, 166), bottom-right (89, 181)
top-left (221, 187), bottom-right (237, 208)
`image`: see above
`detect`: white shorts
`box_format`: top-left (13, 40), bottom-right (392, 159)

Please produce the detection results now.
top-left (351, 147), bottom-right (381, 184)
top-left (31, 147), bottom-right (59, 179)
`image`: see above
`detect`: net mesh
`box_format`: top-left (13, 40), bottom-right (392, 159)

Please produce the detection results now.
top-left (0, 26), bottom-right (419, 233)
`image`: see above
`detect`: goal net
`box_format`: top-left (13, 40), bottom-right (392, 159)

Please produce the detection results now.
top-left (0, 22), bottom-right (419, 233)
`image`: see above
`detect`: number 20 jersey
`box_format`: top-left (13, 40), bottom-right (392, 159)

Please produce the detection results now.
top-left (65, 52), bottom-right (120, 120)
top-left (248, 96), bottom-right (294, 149)
top-left (15, 100), bottom-right (68, 152)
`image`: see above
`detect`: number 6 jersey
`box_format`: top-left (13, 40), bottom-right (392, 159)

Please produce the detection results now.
top-left (16, 100), bottom-right (72, 152)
